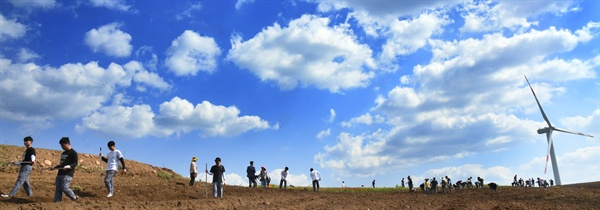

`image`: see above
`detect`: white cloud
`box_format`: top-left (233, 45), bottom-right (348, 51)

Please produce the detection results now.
top-left (518, 146), bottom-right (599, 185)
top-left (90, 0), bottom-right (131, 12)
top-left (340, 113), bottom-right (384, 127)
top-left (0, 14), bottom-right (27, 41)
top-left (165, 30), bottom-right (222, 76)
top-left (235, 0), bottom-right (254, 10)
top-left (84, 23), bottom-right (133, 57)
top-left (313, 0), bottom-right (454, 19)
top-left (17, 48), bottom-right (39, 62)
top-left (175, 2), bottom-right (202, 20)
top-left (227, 14), bottom-right (376, 93)
top-left (135, 46), bottom-right (158, 71)
top-left (460, 0), bottom-right (578, 32)
top-left (316, 129), bottom-right (330, 139)
top-left (328, 108), bottom-right (336, 123)
top-left (0, 58), bottom-right (168, 123)
top-left (77, 104), bottom-right (155, 138)
top-left (9, 0), bottom-right (56, 9)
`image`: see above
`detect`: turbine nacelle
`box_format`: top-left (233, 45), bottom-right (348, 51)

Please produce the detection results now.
top-left (537, 127), bottom-right (551, 134)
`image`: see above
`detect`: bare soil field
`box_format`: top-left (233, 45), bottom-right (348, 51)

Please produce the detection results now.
top-left (1, 145), bottom-right (599, 209)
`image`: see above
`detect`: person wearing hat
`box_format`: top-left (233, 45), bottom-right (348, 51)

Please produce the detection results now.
top-left (258, 166), bottom-right (269, 188)
top-left (189, 156), bottom-right (198, 186)
top-left (206, 157), bottom-right (225, 197)
top-left (100, 140), bottom-right (127, 198)
top-left (1, 136), bottom-right (36, 198)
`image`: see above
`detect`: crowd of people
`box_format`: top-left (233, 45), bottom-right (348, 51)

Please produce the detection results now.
top-left (2, 135), bottom-right (556, 202)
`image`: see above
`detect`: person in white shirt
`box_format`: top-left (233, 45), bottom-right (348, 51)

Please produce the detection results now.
top-left (280, 167), bottom-right (289, 189)
top-left (310, 168), bottom-right (321, 192)
top-left (342, 181), bottom-right (346, 188)
top-left (100, 140), bottom-right (126, 198)
top-left (189, 156), bottom-right (198, 186)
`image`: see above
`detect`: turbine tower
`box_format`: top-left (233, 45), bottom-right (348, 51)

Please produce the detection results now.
top-left (525, 76), bottom-right (594, 186)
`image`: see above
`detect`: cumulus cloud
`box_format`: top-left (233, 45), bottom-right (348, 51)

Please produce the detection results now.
top-left (90, 0), bottom-right (131, 12)
top-left (17, 48), bottom-right (39, 62)
top-left (227, 14), bottom-right (376, 93)
top-left (0, 14), bottom-right (27, 41)
top-left (79, 96), bottom-right (274, 138)
top-left (317, 22), bottom-right (597, 178)
top-left (460, 0), bottom-right (579, 32)
top-left (84, 23), bottom-right (133, 57)
top-left (165, 30), bottom-right (222, 76)
top-left (340, 113), bottom-right (384, 127)
top-left (0, 58), bottom-right (169, 123)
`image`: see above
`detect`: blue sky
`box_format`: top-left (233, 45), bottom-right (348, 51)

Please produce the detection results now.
top-left (0, 0), bottom-right (598, 187)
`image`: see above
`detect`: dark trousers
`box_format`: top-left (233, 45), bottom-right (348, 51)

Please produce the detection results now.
top-left (189, 173), bottom-right (196, 186)
top-left (312, 180), bottom-right (320, 192)
top-left (280, 180), bottom-right (287, 189)
top-left (248, 177), bottom-right (257, 188)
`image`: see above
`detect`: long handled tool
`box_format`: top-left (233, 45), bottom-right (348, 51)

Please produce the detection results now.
top-left (100, 147), bottom-right (103, 188)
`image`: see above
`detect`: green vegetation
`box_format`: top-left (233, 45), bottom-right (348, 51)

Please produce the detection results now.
top-left (73, 185), bottom-right (82, 192)
top-left (157, 171), bottom-right (172, 180)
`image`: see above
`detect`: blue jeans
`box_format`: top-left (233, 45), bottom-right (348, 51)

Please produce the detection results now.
top-left (104, 170), bottom-right (116, 194)
top-left (8, 165), bottom-right (33, 197)
top-left (54, 175), bottom-right (76, 202)
top-left (212, 182), bottom-right (223, 197)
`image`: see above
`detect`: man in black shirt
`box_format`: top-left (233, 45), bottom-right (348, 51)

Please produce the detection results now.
top-left (2, 136), bottom-right (36, 198)
top-left (206, 157), bottom-right (225, 197)
top-left (49, 137), bottom-right (79, 202)
top-left (246, 161), bottom-right (257, 188)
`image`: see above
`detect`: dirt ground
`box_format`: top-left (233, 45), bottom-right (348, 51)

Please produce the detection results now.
top-left (1, 145), bottom-right (599, 210)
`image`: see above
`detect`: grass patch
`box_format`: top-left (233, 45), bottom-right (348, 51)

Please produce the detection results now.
top-left (73, 185), bottom-right (82, 192)
top-left (157, 171), bottom-right (172, 180)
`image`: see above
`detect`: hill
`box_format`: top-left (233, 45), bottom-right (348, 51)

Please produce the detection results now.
top-left (1, 144), bottom-right (599, 209)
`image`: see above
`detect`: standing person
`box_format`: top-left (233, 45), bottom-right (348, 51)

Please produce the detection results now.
top-left (550, 179), bottom-right (554, 187)
top-left (189, 156), bottom-right (198, 186)
top-left (408, 176), bottom-right (414, 192)
top-left (372, 180), bottom-right (376, 188)
top-left (430, 178), bottom-right (438, 194)
top-left (1, 136), bottom-right (36, 198)
top-left (401, 178), bottom-right (405, 188)
top-left (205, 157), bottom-right (225, 198)
top-left (441, 177), bottom-right (447, 194)
top-left (280, 167), bottom-right (289, 189)
top-left (445, 176), bottom-right (452, 193)
top-left (50, 137), bottom-right (79, 202)
top-left (342, 181), bottom-right (346, 188)
top-left (258, 166), bottom-right (269, 188)
top-left (246, 161), bottom-right (257, 188)
top-left (310, 168), bottom-right (321, 192)
top-left (100, 140), bottom-right (127, 198)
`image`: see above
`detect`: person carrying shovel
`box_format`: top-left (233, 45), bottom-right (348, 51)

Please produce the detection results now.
top-left (1, 136), bottom-right (36, 198)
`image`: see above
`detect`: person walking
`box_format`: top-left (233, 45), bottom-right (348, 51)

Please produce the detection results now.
top-left (401, 178), bottom-right (405, 188)
top-left (445, 176), bottom-right (452, 193)
top-left (258, 166), bottom-right (269, 188)
top-left (189, 156), bottom-right (198, 186)
top-left (441, 177), bottom-right (447, 194)
top-left (206, 157), bottom-right (225, 197)
top-left (280, 167), bottom-right (289, 189)
top-left (100, 141), bottom-right (127, 198)
top-left (246, 161), bottom-right (257, 188)
top-left (372, 179), bottom-right (376, 188)
top-left (1, 136), bottom-right (36, 198)
top-left (310, 168), bottom-right (321, 192)
top-left (50, 137), bottom-right (79, 202)
top-left (408, 176), bottom-right (414, 192)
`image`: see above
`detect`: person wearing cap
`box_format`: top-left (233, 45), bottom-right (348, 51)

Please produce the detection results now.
top-left (1, 136), bottom-right (36, 198)
top-left (258, 166), bottom-right (269, 188)
top-left (50, 137), bottom-right (79, 202)
top-left (206, 157), bottom-right (225, 197)
top-left (100, 140), bottom-right (126, 198)
top-left (280, 167), bottom-right (289, 189)
top-left (309, 168), bottom-right (321, 192)
top-left (189, 156), bottom-right (198, 186)
top-left (246, 161), bottom-right (257, 188)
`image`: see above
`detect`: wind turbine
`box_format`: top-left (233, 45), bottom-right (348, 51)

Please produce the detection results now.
top-left (524, 76), bottom-right (594, 186)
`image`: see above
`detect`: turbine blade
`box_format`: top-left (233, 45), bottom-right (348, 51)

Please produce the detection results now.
top-left (544, 130), bottom-right (553, 174)
top-left (525, 76), bottom-right (552, 127)
top-left (554, 127), bottom-right (594, 138)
